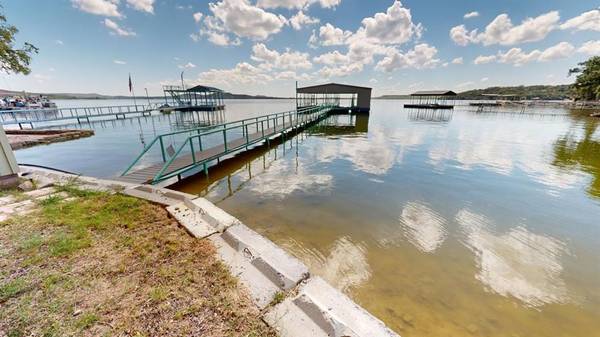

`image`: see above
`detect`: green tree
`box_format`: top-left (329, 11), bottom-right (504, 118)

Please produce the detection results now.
top-left (0, 7), bottom-right (37, 75)
top-left (569, 56), bottom-right (600, 101)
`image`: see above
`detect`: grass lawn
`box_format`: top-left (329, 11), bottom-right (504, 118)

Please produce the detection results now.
top-left (0, 187), bottom-right (275, 337)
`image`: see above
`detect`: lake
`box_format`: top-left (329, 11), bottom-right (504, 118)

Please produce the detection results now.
top-left (15, 99), bottom-right (600, 337)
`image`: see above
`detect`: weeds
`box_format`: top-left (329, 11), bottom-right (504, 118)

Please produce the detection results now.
top-left (0, 278), bottom-right (27, 302)
top-left (0, 191), bottom-right (275, 336)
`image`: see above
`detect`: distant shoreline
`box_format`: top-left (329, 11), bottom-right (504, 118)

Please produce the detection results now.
top-left (0, 89), bottom-right (289, 100)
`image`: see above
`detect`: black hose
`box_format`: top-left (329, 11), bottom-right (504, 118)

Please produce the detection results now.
top-left (18, 163), bottom-right (78, 175)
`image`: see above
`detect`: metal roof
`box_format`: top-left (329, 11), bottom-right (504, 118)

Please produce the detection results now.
top-left (411, 90), bottom-right (457, 96)
top-left (297, 83), bottom-right (372, 93)
top-left (186, 85), bottom-right (224, 93)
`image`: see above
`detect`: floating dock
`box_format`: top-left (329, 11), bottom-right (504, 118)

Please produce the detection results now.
top-left (404, 90), bottom-right (457, 109)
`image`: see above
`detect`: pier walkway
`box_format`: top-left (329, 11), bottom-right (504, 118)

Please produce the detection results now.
top-left (119, 104), bottom-right (334, 184)
top-left (0, 103), bottom-right (162, 129)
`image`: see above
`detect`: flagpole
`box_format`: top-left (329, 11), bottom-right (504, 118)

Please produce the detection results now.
top-left (129, 73), bottom-right (138, 111)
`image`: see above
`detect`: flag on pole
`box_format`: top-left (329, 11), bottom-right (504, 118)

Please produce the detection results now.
top-left (128, 73), bottom-right (133, 93)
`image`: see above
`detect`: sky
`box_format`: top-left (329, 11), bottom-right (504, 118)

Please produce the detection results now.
top-left (2, 0), bottom-right (600, 97)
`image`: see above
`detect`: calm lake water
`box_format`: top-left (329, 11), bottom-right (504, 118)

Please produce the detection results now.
top-left (15, 99), bottom-right (600, 336)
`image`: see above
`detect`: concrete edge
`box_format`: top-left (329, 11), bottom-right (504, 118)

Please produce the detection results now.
top-left (18, 167), bottom-right (400, 337)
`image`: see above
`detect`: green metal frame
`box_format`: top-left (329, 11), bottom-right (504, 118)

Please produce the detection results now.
top-left (121, 104), bottom-right (334, 184)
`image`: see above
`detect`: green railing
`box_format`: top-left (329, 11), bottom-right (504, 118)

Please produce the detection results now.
top-left (121, 104), bottom-right (334, 183)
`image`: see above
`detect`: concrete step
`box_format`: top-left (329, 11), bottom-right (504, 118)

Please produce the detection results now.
top-left (264, 277), bottom-right (400, 337)
top-left (210, 224), bottom-right (309, 308)
top-left (166, 197), bottom-right (241, 238)
top-left (122, 185), bottom-right (197, 206)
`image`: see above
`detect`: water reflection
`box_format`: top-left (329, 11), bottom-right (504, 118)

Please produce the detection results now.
top-left (379, 202), bottom-right (447, 253)
top-left (456, 209), bottom-right (569, 307)
top-left (407, 108), bottom-right (453, 123)
top-left (247, 159), bottom-right (333, 199)
top-left (553, 113), bottom-right (600, 198)
top-left (308, 113), bottom-right (370, 135)
top-left (170, 102), bottom-right (600, 337)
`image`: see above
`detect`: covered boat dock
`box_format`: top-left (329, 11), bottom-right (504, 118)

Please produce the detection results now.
top-left (404, 90), bottom-right (457, 109)
top-left (296, 83), bottom-right (372, 113)
top-left (163, 85), bottom-right (225, 111)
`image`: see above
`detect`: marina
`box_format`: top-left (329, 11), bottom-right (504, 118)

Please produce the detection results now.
top-left (7, 97), bottom-right (600, 337)
top-left (2, 1), bottom-right (600, 336)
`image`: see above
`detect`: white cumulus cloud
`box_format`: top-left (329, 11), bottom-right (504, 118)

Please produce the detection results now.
top-left (317, 23), bottom-right (352, 46)
top-left (251, 43), bottom-right (312, 70)
top-left (578, 40), bottom-right (600, 55)
top-left (71, 0), bottom-right (121, 17)
top-left (451, 11), bottom-right (560, 46)
top-left (474, 42), bottom-right (575, 67)
top-left (560, 9), bottom-right (600, 32)
top-left (474, 55), bottom-right (496, 65)
top-left (126, 0), bottom-right (155, 14)
top-left (451, 57), bottom-right (464, 64)
top-left (178, 62), bottom-right (197, 69)
top-left (359, 0), bottom-right (422, 45)
top-left (464, 11), bottom-right (479, 19)
top-left (103, 18), bottom-right (136, 37)
top-left (289, 11), bottom-right (320, 30)
top-left (256, 0), bottom-right (340, 9)
top-left (375, 43), bottom-right (440, 72)
top-left (198, 0), bottom-right (287, 45)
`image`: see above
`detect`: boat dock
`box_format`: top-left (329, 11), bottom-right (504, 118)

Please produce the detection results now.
top-left (118, 104), bottom-right (334, 185)
top-left (0, 104), bottom-right (161, 129)
top-left (404, 90), bottom-right (457, 109)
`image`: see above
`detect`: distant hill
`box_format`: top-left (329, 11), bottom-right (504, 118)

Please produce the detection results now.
top-left (0, 89), bottom-right (284, 100)
top-left (458, 84), bottom-right (573, 100)
top-left (376, 95), bottom-right (411, 99)
top-left (375, 84), bottom-right (574, 100)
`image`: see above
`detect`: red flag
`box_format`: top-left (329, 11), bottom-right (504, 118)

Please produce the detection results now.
top-left (128, 74), bottom-right (133, 93)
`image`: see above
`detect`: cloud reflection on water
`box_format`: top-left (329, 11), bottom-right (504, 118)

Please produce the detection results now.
top-left (428, 122), bottom-right (583, 195)
top-left (247, 159), bottom-right (333, 199)
top-left (310, 125), bottom-right (425, 175)
top-left (456, 209), bottom-right (569, 307)
top-left (283, 236), bottom-right (372, 293)
top-left (394, 202), bottom-right (447, 253)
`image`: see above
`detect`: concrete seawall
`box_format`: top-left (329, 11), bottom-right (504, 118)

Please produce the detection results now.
top-left (19, 166), bottom-right (400, 337)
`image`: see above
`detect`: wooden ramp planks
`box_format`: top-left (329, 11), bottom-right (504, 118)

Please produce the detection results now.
top-left (117, 121), bottom-right (296, 184)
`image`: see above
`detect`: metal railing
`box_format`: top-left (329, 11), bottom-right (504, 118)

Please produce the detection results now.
top-left (121, 104), bottom-right (334, 183)
top-left (0, 103), bottom-right (161, 127)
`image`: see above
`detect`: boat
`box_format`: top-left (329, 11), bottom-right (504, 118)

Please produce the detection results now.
top-left (0, 95), bottom-right (58, 112)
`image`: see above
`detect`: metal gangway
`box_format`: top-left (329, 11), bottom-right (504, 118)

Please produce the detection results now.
top-left (0, 103), bottom-right (162, 129)
top-left (119, 104), bottom-right (335, 185)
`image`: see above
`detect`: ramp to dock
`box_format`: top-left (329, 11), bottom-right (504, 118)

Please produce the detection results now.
top-left (118, 105), bottom-right (333, 185)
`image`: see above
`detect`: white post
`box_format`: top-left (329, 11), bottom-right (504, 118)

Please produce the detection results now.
top-left (0, 127), bottom-right (19, 188)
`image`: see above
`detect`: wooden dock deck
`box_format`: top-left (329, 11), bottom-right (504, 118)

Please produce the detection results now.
top-left (117, 123), bottom-right (292, 184)
top-left (118, 105), bottom-right (333, 185)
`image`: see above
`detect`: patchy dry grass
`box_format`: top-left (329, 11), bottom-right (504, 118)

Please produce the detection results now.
top-left (0, 188), bottom-right (274, 337)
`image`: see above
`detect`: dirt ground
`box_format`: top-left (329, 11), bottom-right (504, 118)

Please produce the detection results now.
top-left (0, 187), bottom-right (275, 337)
top-left (6, 129), bottom-right (94, 150)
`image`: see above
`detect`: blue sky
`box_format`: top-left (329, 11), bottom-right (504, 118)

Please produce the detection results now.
top-left (2, 0), bottom-right (599, 96)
